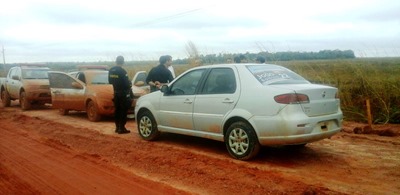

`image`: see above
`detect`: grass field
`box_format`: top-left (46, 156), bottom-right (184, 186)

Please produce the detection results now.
top-left (277, 58), bottom-right (400, 124)
top-left (122, 57), bottom-right (400, 124)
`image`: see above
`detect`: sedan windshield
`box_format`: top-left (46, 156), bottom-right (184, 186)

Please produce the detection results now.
top-left (246, 65), bottom-right (309, 85)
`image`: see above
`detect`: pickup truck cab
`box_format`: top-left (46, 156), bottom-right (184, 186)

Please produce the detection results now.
top-left (0, 64), bottom-right (51, 110)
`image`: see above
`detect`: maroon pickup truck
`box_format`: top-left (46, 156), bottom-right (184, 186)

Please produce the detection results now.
top-left (0, 64), bottom-right (51, 110)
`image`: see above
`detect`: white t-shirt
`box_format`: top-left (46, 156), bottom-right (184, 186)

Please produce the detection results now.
top-left (168, 66), bottom-right (176, 78)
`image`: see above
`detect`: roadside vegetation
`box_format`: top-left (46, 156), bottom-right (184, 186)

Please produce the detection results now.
top-left (279, 58), bottom-right (400, 124)
top-left (1, 55), bottom-right (399, 124)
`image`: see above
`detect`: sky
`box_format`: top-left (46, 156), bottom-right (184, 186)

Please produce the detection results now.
top-left (1, 0), bottom-right (399, 63)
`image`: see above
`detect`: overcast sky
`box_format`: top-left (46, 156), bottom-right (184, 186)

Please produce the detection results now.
top-left (1, 0), bottom-right (399, 63)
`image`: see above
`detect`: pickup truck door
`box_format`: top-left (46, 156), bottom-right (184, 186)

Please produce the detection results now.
top-left (48, 71), bottom-right (86, 110)
top-left (7, 67), bottom-right (21, 98)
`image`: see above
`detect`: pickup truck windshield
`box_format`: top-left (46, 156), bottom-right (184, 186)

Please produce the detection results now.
top-left (22, 69), bottom-right (49, 79)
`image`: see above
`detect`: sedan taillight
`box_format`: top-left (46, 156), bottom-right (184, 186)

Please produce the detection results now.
top-left (274, 93), bottom-right (309, 104)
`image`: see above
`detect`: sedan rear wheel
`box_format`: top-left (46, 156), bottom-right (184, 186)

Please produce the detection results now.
top-left (137, 110), bottom-right (160, 141)
top-left (58, 109), bottom-right (69, 115)
top-left (1, 90), bottom-right (11, 107)
top-left (20, 91), bottom-right (31, 110)
top-left (225, 121), bottom-right (260, 160)
top-left (87, 101), bottom-right (101, 122)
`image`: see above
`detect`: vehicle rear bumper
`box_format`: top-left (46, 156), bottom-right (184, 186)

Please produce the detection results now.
top-left (252, 111), bottom-right (343, 146)
top-left (258, 128), bottom-right (341, 145)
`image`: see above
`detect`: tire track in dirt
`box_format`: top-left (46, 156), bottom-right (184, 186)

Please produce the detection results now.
top-left (0, 119), bottom-right (189, 195)
top-left (2, 106), bottom-right (400, 194)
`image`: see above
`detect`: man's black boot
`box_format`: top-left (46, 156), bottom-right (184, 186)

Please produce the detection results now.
top-left (118, 127), bottom-right (130, 134)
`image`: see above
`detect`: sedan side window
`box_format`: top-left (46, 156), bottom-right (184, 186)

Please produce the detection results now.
top-left (49, 73), bottom-right (79, 89)
top-left (169, 69), bottom-right (205, 95)
top-left (202, 68), bottom-right (236, 94)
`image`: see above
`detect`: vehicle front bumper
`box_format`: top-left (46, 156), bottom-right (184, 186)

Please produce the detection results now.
top-left (26, 90), bottom-right (52, 103)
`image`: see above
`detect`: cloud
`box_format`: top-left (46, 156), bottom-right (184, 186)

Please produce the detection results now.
top-left (1, 0), bottom-right (400, 63)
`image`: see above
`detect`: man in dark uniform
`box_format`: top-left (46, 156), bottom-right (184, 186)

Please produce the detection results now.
top-left (108, 55), bottom-right (132, 134)
top-left (146, 55), bottom-right (174, 92)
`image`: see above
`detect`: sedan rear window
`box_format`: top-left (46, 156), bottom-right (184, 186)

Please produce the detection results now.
top-left (90, 73), bottom-right (109, 85)
top-left (247, 65), bottom-right (309, 85)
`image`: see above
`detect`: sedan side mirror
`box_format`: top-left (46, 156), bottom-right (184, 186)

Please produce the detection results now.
top-left (71, 81), bottom-right (83, 89)
top-left (160, 85), bottom-right (169, 94)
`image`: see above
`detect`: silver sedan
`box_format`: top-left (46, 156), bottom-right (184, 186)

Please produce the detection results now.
top-left (135, 63), bottom-right (343, 160)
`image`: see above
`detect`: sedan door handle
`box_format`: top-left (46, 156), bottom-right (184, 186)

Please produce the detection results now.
top-left (184, 99), bottom-right (193, 104)
top-left (52, 90), bottom-right (61, 94)
top-left (222, 98), bottom-right (234, 103)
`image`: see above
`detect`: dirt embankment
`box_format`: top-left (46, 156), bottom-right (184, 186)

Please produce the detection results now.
top-left (1, 104), bottom-right (400, 194)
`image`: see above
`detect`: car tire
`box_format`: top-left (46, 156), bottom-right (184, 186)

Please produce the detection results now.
top-left (225, 121), bottom-right (260, 160)
top-left (137, 110), bottom-right (160, 141)
top-left (20, 91), bottom-right (31, 110)
top-left (58, 109), bottom-right (69, 115)
top-left (1, 89), bottom-right (11, 107)
top-left (87, 100), bottom-right (101, 122)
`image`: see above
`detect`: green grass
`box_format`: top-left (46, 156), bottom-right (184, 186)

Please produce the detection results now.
top-left (277, 58), bottom-right (400, 124)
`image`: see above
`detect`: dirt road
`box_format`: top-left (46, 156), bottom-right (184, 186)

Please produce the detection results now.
top-left (1, 103), bottom-right (400, 194)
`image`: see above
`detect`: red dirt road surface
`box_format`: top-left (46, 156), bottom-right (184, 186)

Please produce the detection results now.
top-left (1, 103), bottom-right (400, 194)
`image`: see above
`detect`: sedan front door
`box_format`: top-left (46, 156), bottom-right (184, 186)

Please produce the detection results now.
top-left (158, 69), bottom-right (206, 130)
top-left (48, 71), bottom-right (86, 110)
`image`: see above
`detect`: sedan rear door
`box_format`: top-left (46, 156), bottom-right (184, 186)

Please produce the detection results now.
top-left (192, 67), bottom-right (240, 134)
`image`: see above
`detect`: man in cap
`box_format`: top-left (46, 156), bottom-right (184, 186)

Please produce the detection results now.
top-left (108, 55), bottom-right (132, 134)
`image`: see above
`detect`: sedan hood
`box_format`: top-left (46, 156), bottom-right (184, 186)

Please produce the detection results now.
top-left (88, 85), bottom-right (147, 99)
top-left (87, 85), bottom-right (113, 99)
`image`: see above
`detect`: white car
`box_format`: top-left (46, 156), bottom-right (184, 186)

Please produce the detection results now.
top-left (134, 63), bottom-right (343, 160)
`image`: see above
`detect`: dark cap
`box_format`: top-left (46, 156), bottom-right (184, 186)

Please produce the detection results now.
top-left (116, 55), bottom-right (124, 65)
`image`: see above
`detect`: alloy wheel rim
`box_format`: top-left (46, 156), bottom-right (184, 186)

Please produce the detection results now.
top-left (228, 128), bottom-right (249, 155)
top-left (139, 116), bottom-right (152, 137)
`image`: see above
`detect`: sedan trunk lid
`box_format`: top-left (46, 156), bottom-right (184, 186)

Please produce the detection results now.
top-left (274, 84), bottom-right (340, 117)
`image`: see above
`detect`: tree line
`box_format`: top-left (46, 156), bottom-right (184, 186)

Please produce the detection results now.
top-left (174, 49), bottom-right (356, 65)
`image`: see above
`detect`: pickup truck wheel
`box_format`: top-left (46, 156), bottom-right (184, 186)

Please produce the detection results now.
top-left (20, 91), bottom-right (31, 110)
top-left (87, 101), bottom-right (101, 122)
top-left (1, 90), bottom-right (11, 107)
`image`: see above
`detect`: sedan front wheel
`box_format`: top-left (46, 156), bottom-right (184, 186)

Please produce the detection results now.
top-left (225, 121), bottom-right (260, 160)
top-left (137, 110), bottom-right (160, 141)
